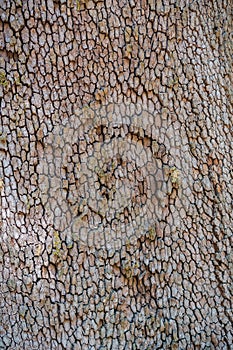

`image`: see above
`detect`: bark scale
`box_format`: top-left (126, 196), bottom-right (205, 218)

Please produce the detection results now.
top-left (0, 0), bottom-right (232, 349)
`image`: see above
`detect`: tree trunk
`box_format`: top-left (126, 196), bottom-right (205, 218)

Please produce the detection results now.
top-left (0, 0), bottom-right (232, 349)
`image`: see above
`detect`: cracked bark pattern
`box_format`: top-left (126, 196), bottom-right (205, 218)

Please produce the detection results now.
top-left (0, 0), bottom-right (233, 349)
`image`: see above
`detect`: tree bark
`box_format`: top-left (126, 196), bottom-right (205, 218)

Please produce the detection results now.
top-left (0, 0), bottom-right (232, 349)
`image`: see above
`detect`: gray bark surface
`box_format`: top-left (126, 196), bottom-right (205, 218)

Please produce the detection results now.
top-left (0, 0), bottom-right (232, 349)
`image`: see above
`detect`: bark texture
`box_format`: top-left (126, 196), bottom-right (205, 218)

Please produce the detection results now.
top-left (0, 0), bottom-right (233, 349)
